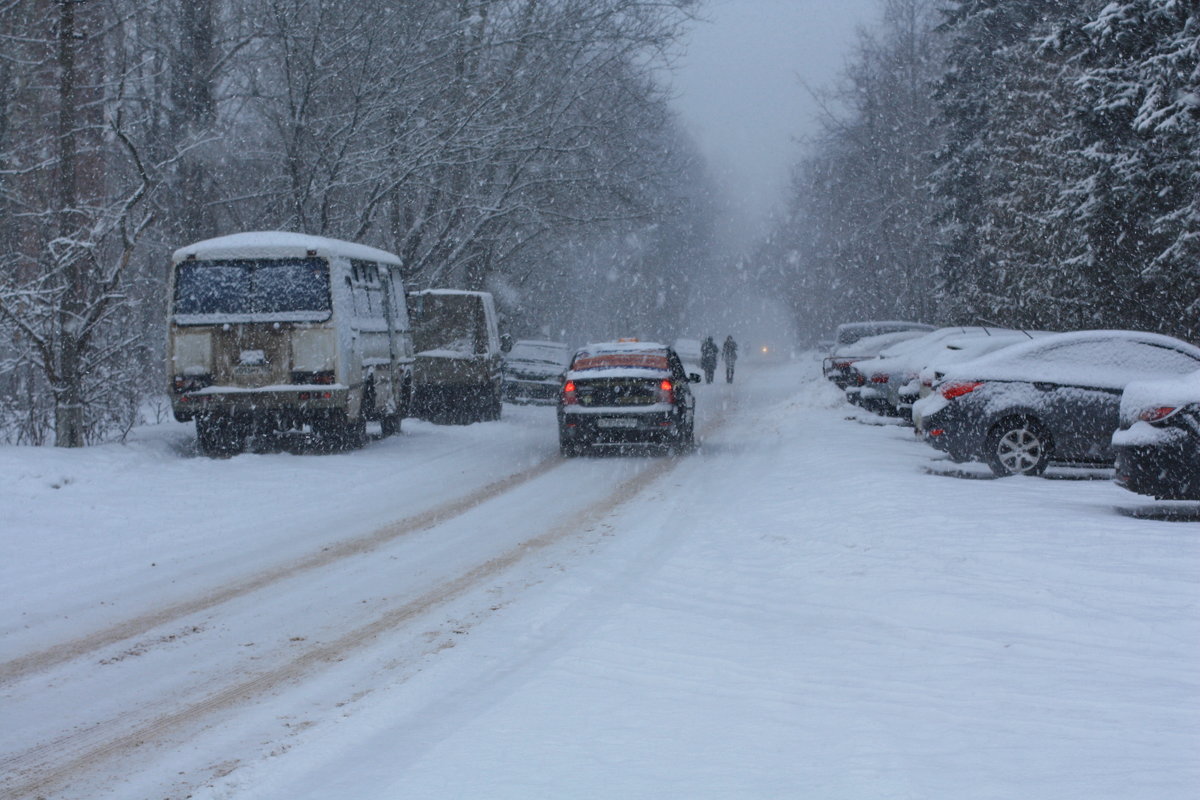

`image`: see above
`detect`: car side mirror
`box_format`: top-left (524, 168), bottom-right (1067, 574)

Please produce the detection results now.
top-left (688, 373), bottom-right (701, 383)
top-left (500, 333), bottom-right (514, 353)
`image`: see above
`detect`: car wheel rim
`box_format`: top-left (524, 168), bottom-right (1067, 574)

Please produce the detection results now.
top-left (996, 428), bottom-right (1043, 474)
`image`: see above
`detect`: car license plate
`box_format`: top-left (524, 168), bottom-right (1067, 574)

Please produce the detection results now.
top-left (597, 417), bottom-right (638, 429)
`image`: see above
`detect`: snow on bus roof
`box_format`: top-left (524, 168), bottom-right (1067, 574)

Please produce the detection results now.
top-left (172, 231), bottom-right (403, 266)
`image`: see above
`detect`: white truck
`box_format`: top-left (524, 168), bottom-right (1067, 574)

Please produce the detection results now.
top-left (407, 289), bottom-right (504, 424)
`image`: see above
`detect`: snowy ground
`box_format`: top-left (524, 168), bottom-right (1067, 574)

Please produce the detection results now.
top-left (2, 355), bottom-right (1197, 799)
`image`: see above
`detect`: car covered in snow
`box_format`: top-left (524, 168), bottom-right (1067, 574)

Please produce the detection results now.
top-left (913, 330), bottom-right (1047, 402)
top-left (913, 330), bottom-right (1200, 476)
top-left (849, 327), bottom-right (1029, 417)
top-left (502, 340), bottom-right (571, 404)
top-left (822, 327), bottom-right (934, 389)
top-left (830, 320), bottom-right (934, 350)
top-left (1112, 369), bottom-right (1200, 500)
top-left (557, 340), bottom-right (700, 456)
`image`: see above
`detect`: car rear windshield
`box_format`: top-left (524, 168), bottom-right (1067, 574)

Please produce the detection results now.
top-left (571, 353), bottom-right (669, 371)
top-left (174, 258), bottom-right (331, 319)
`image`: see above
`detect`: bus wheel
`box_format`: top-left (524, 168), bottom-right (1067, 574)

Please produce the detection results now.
top-left (197, 414), bottom-right (244, 457)
top-left (381, 412), bottom-right (402, 437)
top-left (313, 412), bottom-right (366, 452)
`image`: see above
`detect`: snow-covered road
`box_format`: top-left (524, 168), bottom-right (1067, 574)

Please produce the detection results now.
top-left (3, 356), bottom-right (1197, 799)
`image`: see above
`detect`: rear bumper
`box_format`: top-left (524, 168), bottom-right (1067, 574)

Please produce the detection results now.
top-left (559, 408), bottom-right (683, 443)
top-left (916, 406), bottom-right (981, 462)
top-left (172, 386), bottom-right (348, 421)
top-left (1114, 441), bottom-right (1200, 500)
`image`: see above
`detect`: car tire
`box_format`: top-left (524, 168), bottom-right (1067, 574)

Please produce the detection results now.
top-left (313, 411), bottom-right (366, 452)
top-left (485, 387), bottom-right (502, 421)
top-left (559, 429), bottom-right (585, 457)
top-left (675, 413), bottom-right (695, 452)
top-left (380, 412), bottom-right (402, 437)
top-left (985, 416), bottom-right (1052, 476)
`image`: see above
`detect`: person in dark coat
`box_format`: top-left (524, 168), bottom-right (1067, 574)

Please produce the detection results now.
top-left (722, 335), bottom-right (738, 383)
top-left (700, 336), bottom-right (718, 383)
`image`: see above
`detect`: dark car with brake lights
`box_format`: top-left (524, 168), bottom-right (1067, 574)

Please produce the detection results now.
top-left (557, 341), bottom-right (700, 456)
top-left (912, 330), bottom-right (1200, 477)
top-left (1112, 370), bottom-right (1200, 500)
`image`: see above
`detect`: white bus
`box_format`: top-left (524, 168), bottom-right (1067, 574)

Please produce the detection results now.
top-left (168, 231), bottom-right (414, 456)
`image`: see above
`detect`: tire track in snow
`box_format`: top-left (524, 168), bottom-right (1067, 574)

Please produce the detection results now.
top-left (0, 455), bottom-right (563, 685)
top-left (1, 428), bottom-right (730, 800)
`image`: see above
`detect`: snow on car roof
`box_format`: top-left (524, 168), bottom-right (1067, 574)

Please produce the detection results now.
top-left (939, 330), bottom-right (1200, 389)
top-left (568, 341), bottom-right (671, 373)
top-left (577, 340), bottom-right (668, 353)
top-left (173, 231), bottom-right (403, 266)
top-left (571, 353), bottom-right (670, 372)
top-left (508, 341), bottom-right (570, 363)
top-left (918, 332), bottom-right (1041, 378)
top-left (831, 329), bottom-right (929, 357)
top-left (858, 328), bottom-right (1036, 377)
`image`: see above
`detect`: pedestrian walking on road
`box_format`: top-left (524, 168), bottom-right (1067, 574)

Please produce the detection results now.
top-left (722, 335), bottom-right (738, 383)
top-left (700, 336), bottom-right (718, 383)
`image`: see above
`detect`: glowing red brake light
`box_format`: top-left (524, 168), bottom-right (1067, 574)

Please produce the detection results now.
top-left (1138, 406), bottom-right (1178, 423)
top-left (940, 381), bottom-right (983, 400)
top-left (658, 379), bottom-right (674, 404)
top-left (562, 380), bottom-right (578, 405)
top-left (870, 374), bottom-right (889, 384)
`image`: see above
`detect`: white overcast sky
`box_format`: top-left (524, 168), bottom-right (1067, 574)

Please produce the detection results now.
top-left (669, 0), bottom-right (881, 250)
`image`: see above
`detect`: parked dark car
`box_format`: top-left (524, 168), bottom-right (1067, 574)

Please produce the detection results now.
top-left (1112, 370), bottom-right (1200, 500)
top-left (502, 340), bottom-right (570, 404)
top-left (912, 330), bottom-right (1200, 476)
top-left (557, 341), bottom-right (700, 456)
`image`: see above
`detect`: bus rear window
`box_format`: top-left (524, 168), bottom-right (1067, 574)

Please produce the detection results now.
top-left (174, 258), bottom-right (331, 318)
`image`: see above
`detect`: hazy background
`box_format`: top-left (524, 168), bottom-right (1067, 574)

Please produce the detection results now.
top-left (670, 0), bottom-right (880, 253)
top-left (668, 0), bottom-right (880, 351)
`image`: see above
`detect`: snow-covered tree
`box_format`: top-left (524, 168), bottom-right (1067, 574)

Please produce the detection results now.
top-left (1072, 0), bottom-right (1200, 337)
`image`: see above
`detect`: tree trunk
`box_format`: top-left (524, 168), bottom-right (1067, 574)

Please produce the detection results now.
top-left (55, 0), bottom-right (84, 447)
